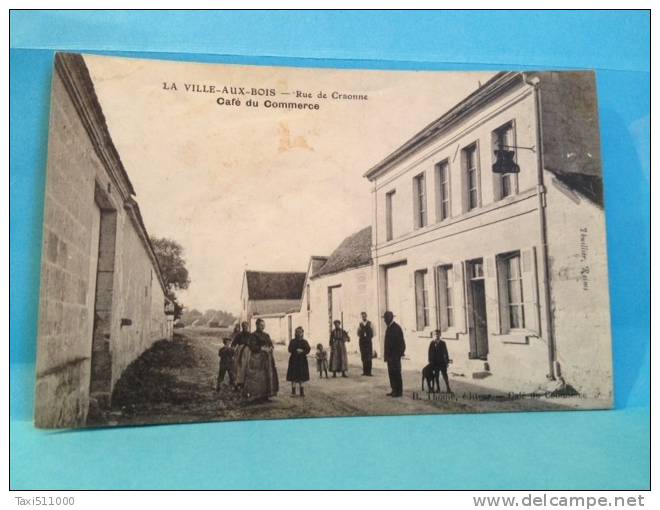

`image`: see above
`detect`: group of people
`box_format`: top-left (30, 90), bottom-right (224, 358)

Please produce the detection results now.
top-left (216, 318), bottom-right (279, 401)
top-left (216, 311), bottom-right (452, 402)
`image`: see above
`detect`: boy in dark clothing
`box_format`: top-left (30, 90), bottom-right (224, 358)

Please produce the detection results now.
top-left (217, 337), bottom-right (235, 390)
top-left (428, 330), bottom-right (451, 393)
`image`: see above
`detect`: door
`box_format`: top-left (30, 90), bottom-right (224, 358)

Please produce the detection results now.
top-left (466, 259), bottom-right (489, 360)
top-left (328, 285), bottom-right (343, 331)
top-left (90, 206), bottom-right (117, 408)
top-left (384, 262), bottom-right (411, 335)
top-left (86, 202), bottom-right (101, 360)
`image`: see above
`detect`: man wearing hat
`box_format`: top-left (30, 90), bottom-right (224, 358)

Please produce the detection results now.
top-left (383, 311), bottom-right (405, 397)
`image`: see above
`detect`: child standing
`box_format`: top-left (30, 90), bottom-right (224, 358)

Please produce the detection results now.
top-left (315, 343), bottom-right (329, 379)
top-left (217, 337), bottom-right (235, 390)
top-left (286, 327), bottom-right (311, 397)
top-left (428, 329), bottom-right (452, 393)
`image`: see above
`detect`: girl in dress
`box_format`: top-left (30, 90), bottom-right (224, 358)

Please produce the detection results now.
top-left (286, 327), bottom-right (311, 397)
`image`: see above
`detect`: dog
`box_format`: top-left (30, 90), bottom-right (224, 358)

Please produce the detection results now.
top-left (421, 364), bottom-right (440, 393)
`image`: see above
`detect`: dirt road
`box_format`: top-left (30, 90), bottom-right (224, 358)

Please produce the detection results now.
top-left (108, 328), bottom-right (580, 427)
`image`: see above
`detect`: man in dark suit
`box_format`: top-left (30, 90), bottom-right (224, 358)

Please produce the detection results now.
top-left (429, 329), bottom-right (451, 393)
top-left (357, 311), bottom-right (374, 376)
top-left (383, 311), bottom-right (405, 397)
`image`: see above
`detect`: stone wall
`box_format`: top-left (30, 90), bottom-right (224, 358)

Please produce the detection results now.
top-left (305, 265), bottom-right (375, 354)
top-left (539, 72), bottom-right (613, 400)
top-left (35, 58), bottom-right (169, 428)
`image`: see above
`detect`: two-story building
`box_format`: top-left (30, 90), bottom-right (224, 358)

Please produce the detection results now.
top-left (365, 71), bottom-right (612, 398)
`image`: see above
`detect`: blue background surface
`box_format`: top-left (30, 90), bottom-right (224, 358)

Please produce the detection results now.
top-left (9, 11), bottom-right (650, 489)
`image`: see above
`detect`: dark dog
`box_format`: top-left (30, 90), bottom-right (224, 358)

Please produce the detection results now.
top-left (421, 364), bottom-right (440, 393)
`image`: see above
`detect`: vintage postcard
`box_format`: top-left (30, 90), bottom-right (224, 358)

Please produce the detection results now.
top-left (34, 53), bottom-right (613, 428)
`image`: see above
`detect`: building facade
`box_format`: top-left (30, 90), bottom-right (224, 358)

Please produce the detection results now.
top-left (35, 53), bottom-right (171, 428)
top-left (288, 228), bottom-right (374, 351)
top-left (364, 72), bottom-right (612, 398)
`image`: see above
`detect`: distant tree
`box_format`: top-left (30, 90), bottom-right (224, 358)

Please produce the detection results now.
top-left (180, 308), bottom-right (237, 328)
top-left (150, 237), bottom-right (191, 291)
top-left (180, 307), bottom-right (203, 326)
top-left (150, 237), bottom-right (191, 320)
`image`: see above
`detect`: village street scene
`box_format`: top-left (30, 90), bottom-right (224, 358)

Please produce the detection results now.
top-left (35, 53), bottom-right (613, 429)
top-left (104, 325), bottom-right (585, 427)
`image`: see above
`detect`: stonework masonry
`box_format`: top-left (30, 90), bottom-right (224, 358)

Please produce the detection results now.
top-left (35, 54), bottom-right (170, 428)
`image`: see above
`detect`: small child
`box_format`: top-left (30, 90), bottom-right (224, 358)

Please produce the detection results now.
top-left (217, 337), bottom-right (235, 390)
top-left (315, 343), bottom-right (329, 379)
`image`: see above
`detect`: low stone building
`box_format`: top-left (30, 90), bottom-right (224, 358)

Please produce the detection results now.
top-left (288, 227), bottom-right (374, 351)
top-left (35, 53), bottom-right (171, 428)
top-left (239, 270), bottom-right (307, 344)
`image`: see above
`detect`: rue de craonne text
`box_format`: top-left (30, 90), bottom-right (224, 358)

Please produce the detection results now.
top-left (162, 81), bottom-right (369, 110)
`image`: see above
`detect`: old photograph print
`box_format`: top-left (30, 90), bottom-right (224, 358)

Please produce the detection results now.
top-left (35, 53), bottom-right (613, 428)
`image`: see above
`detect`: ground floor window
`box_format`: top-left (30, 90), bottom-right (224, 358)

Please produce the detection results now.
top-left (498, 251), bottom-right (526, 331)
top-left (435, 265), bottom-right (454, 331)
top-left (414, 269), bottom-right (430, 330)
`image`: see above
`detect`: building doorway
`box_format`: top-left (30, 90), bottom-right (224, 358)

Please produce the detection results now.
top-left (89, 186), bottom-right (117, 411)
top-left (384, 261), bottom-right (410, 335)
top-left (466, 258), bottom-right (488, 360)
top-left (328, 285), bottom-right (343, 331)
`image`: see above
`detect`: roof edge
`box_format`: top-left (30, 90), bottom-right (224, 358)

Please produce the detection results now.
top-left (310, 260), bottom-right (373, 280)
top-left (54, 52), bottom-right (137, 198)
top-left (363, 72), bottom-right (524, 181)
top-left (55, 53), bottom-right (168, 298)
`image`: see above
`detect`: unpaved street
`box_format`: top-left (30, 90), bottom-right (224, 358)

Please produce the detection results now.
top-left (109, 328), bottom-right (580, 427)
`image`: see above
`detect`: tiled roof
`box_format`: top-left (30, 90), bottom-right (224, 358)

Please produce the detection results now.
top-left (314, 227), bottom-right (372, 278)
top-left (245, 271), bottom-right (307, 301)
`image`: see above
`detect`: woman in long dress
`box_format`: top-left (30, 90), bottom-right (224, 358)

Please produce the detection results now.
top-left (286, 327), bottom-right (311, 397)
top-left (241, 318), bottom-right (279, 401)
top-left (329, 320), bottom-right (350, 377)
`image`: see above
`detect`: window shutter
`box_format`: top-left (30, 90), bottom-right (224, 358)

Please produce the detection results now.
top-left (521, 247), bottom-right (540, 335)
top-left (414, 271), bottom-right (425, 331)
top-left (412, 178), bottom-right (420, 229)
top-left (453, 262), bottom-right (467, 332)
top-left (485, 257), bottom-right (502, 335)
top-left (437, 267), bottom-right (449, 332)
top-left (495, 256), bottom-right (509, 334)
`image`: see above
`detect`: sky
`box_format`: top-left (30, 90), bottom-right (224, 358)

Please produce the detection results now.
top-left (84, 54), bottom-right (494, 314)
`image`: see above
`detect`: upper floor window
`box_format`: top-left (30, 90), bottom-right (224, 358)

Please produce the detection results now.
top-left (435, 160), bottom-right (450, 222)
top-left (463, 143), bottom-right (480, 211)
top-left (385, 190), bottom-right (395, 241)
top-left (493, 121), bottom-right (519, 199)
top-left (412, 172), bottom-right (427, 229)
top-left (306, 284), bottom-right (311, 312)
